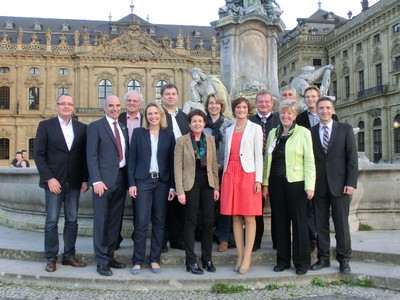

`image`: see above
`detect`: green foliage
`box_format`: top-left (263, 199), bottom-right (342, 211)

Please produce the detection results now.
top-left (359, 223), bottom-right (374, 231)
top-left (344, 276), bottom-right (374, 287)
top-left (265, 283), bottom-right (279, 290)
top-left (330, 279), bottom-right (344, 286)
top-left (310, 277), bottom-right (327, 287)
top-left (211, 282), bottom-right (249, 294)
top-left (283, 282), bottom-right (296, 288)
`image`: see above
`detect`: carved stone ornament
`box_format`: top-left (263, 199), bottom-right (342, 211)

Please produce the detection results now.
top-left (24, 75), bottom-right (44, 88)
top-left (0, 75), bottom-right (14, 86)
top-left (0, 128), bottom-right (12, 138)
top-left (89, 20), bottom-right (175, 63)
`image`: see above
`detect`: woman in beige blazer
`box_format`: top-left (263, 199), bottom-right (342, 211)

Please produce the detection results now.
top-left (175, 109), bottom-right (220, 275)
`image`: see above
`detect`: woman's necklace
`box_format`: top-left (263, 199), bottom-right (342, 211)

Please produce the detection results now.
top-left (235, 122), bottom-right (247, 130)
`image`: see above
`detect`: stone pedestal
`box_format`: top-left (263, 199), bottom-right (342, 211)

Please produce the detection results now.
top-left (212, 15), bottom-right (284, 99)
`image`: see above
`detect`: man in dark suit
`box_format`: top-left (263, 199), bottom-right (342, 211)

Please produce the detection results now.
top-left (161, 83), bottom-right (190, 252)
top-left (248, 91), bottom-right (280, 251)
top-left (87, 95), bottom-right (128, 276)
top-left (310, 97), bottom-right (358, 274)
top-left (296, 86), bottom-right (338, 252)
top-left (115, 90), bottom-right (143, 249)
top-left (34, 94), bottom-right (88, 272)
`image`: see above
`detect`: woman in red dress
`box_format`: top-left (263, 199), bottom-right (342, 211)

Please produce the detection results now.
top-left (220, 97), bottom-right (263, 274)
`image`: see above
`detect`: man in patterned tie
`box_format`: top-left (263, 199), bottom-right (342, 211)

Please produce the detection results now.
top-left (310, 97), bottom-right (358, 274)
top-left (248, 91), bottom-right (279, 251)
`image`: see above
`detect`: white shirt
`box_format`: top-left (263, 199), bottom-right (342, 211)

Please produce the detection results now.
top-left (319, 120), bottom-right (333, 145)
top-left (170, 107), bottom-right (183, 139)
top-left (105, 115), bottom-right (126, 168)
top-left (149, 133), bottom-right (159, 173)
top-left (308, 110), bottom-right (320, 127)
top-left (58, 116), bottom-right (74, 151)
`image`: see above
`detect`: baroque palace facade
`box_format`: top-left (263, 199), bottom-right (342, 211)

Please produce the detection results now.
top-left (0, 0), bottom-right (399, 165)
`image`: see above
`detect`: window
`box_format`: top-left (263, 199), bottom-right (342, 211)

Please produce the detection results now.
top-left (343, 50), bottom-right (348, 59)
top-left (58, 88), bottom-right (69, 96)
top-left (373, 33), bottom-right (380, 44)
top-left (345, 76), bottom-right (350, 98)
top-left (98, 80), bottom-right (112, 107)
top-left (394, 23), bottom-right (400, 34)
top-left (28, 138), bottom-right (35, 160)
top-left (356, 42), bottom-right (362, 52)
top-left (313, 59), bottom-right (322, 66)
top-left (394, 115), bottom-right (400, 153)
top-left (357, 121), bottom-right (365, 152)
top-left (358, 70), bottom-right (364, 91)
top-left (0, 138), bottom-right (10, 160)
top-left (29, 67), bottom-right (40, 74)
top-left (291, 62), bottom-right (295, 70)
top-left (127, 80), bottom-right (141, 93)
top-left (0, 67), bottom-right (10, 73)
top-left (376, 63), bottom-right (382, 86)
top-left (0, 86), bottom-right (10, 109)
top-left (58, 68), bottom-right (68, 75)
top-left (332, 80), bottom-right (337, 99)
top-left (155, 80), bottom-right (168, 104)
top-left (394, 56), bottom-right (400, 72)
top-left (283, 67), bottom-right (287, 75)
top-left (373, 118), bottom-right (382, 163)
top-left (330, 56), bottom-right (335, 64)
top-left (28, 87), bottom-right (39, 110)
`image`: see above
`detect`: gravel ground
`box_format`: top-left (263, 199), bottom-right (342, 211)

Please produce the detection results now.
top-left (1, 282), bottom-right (400, 300)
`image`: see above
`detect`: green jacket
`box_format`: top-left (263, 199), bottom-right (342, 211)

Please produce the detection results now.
top-left (263, 124), bottom-right (315, 191)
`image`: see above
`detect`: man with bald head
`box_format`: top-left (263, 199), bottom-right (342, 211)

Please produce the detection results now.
top-left (87, 95), bottom-right (129, 276)
top-left (119, 90), bottom-right (143, 142)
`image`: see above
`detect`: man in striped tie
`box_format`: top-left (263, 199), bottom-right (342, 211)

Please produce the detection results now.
top-left (309, 97), bottom-right (358, 274)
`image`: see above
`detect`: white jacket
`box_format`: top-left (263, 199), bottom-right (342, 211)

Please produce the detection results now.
top-left (223, 121), bottom-right (263, 182)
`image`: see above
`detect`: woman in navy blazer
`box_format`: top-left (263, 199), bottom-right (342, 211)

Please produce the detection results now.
top-left (128, 103), bottom-right (176, 275)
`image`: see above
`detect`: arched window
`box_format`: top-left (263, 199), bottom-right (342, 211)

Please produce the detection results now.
top-left (394, 115), bottom-right (400, 154)
top-left (373, 117), bottom-right (382, 163)
top-left (155, 80), bottom-right (168, 104)
top-left (98, 80), bottom-right (112, 107)
top-left (58, 68), bottom-right (68, 75)
top-left (29, 138), bottom-right (35, 160)
top-left (127, 80), bottom-right (141, 93)
top-left (29, 87), bottom-right (40, 110)
top-left (0, 86), bottom-right (10, 109)
top-left (0, 67), bottom-right (10, 73)
top-left (58, 88), bottom-right (69, 96)
top-left (29, 67), bottom-right (40, 74)
top-left (0, 138), bottom-right (10, 160)
top-left (357, 121), bottom-right (365, 152)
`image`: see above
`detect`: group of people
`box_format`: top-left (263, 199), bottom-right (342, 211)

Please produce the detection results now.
top-left (10, 149), bottom-right (30, 168)
top-left (33, 83), bottom-right (357, 278)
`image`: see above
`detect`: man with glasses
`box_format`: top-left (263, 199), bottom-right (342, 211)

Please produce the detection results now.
top-left (34, 94), bottom-right (88, 272)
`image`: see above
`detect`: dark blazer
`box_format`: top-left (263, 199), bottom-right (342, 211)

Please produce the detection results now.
top-left (296, 110), bottom-right (338, 129)
top-left (34, 117), bottom-right (88, 190)
top-left (163, 107), bottom-right (190, 136)
top-left (310, 120), bottom-right (358, 198)
top-left (248, 112), bottom-right (280, 139)
top-left (118, 112), bottom-right (143, 127)
top-left (86, 116), bottom-right (129, 188)
top-left (128, 127), bottom-right (175, 188)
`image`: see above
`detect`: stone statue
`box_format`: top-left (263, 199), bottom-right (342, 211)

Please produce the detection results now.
top-left (219, 0), bottom-right (245, 18)
top-left (182, 68), bottom-right (232, 116)
top-left (262, 0), bottom-right (283, 18)
top-left (290, 64), bottom-right (334, 98)
top-left (176, 30), bottom-right (184, 48)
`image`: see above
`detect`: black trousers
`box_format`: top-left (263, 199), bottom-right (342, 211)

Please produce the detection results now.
top-left (313, 192), bottom-right (352, 263)
top-left (254, 197), bottom-right (265, 248)
top-left (183, 167), bottom-right (215, 265)
top-left (269, 176), bottom-right (310, 271)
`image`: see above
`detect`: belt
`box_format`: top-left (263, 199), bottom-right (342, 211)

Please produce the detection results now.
top-left (149, 172), bottom-right (159, 179)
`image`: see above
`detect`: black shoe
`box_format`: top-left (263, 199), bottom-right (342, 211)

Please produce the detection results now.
top-left (108, 259), bottom-right (126, 269)
top-left (274, 265), bottom-right (290, 272)
top-left (311, 260), bottom-right (330, 270)
top-left (252, 244), bottom-right (260, 252)
top-left (186, 263), bottom-right (204, 275)
top-left (202, 261), bottom-right (216, 272)
top-left (310, 242), bottom-right (317, 252)
top-left (161, 246), bottom-right (168, 253)
top-left (97, 265), bottom-right (113, 276)
top-left (339, 262), bottom-right (351, 274)
top-left (296, 269), bottom-right (308, 275)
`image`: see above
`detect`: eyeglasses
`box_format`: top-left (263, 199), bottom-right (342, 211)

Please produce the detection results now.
top-left (57, 102), bottom-right (74, 107)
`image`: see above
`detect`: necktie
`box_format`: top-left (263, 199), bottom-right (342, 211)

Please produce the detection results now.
top-left (322, 125), bottom-right (329, 153)
top-left (113, 121), bottom-right (123, 162)
top-left (261, 117), bottom-right (267, 154)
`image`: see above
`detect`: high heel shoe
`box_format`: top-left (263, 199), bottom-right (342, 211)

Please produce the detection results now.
top-left (186, 263), bottom-right (204, 275)
top-left (202, 261), bottom-right (216, 272)
top-left (239, 267), bottom-right (249, 275)
top-left (233, 265), bottom-right (240, 272)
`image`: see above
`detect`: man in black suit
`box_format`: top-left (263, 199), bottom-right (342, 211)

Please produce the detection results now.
top-left (115, 90), bottom-right (143, 249)
top-left (296, 86), bottom-right (339, 252)
top-left (34, 94), bottom-right (88, 272)
top-left (310, 97), bottom-right (358, 274)
top-left (161, 83), bottom-right (190, 251)
top-left (87, 95), bottom-right (128, 276)
top-left (248, 91), bottom-right (279, 251)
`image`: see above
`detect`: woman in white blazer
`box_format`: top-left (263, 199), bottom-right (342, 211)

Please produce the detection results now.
top-left (220, 97), bottom-right (263, 274)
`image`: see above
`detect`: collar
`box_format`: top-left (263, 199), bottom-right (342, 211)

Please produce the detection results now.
top-left (127, 112), bottom-right (140, 120)
top-left (57, 115), bottom-right (72, 126)
top-left (258, 112), bottom-right (272, 120)
top-left (319, 120), bottom-right (333, 130)
top-left (105, 115), bottom-right (118, 125)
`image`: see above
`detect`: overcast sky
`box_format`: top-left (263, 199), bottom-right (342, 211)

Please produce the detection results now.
top-left (2, 0), bottom-right (380, 30)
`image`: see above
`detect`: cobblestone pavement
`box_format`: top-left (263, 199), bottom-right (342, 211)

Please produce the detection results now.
top-left (1, 282), bottom-right (400, 300)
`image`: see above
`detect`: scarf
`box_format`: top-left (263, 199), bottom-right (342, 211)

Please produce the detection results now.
top-left (190, 130), bottom-right (207, 167)
top-left (205, 114), bottom-right (224, 150)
